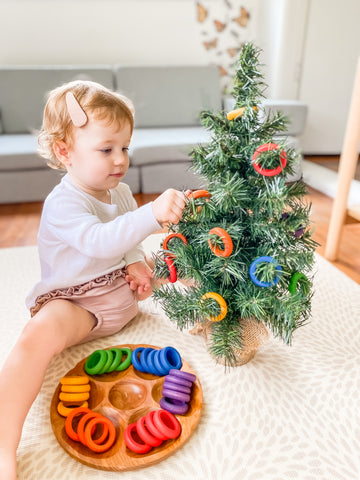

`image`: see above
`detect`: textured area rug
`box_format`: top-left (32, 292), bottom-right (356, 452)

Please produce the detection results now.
top-left (0, 234), bottom-right (359, 480)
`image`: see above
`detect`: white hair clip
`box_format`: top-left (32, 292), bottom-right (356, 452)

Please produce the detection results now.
top-left (65, 91), bottom-right (88, 127)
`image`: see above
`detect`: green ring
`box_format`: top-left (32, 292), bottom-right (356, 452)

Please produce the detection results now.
top-left (106, 348), bottom-right (123, 372)
top-left (97, 349), bottom-right (114, 374)
top-left (115, 348), bottom-right (132, 371)
top-left (84, 350), bottom-right (107, 375)
top-left (288, 272), bottom-right (310, 295)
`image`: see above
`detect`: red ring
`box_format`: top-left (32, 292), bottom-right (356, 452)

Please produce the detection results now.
top-left (153, 409), bottom-right (181, 439)
top-left (64, 407), bottom-right (91, 442)
top-left (84, 417), bottom-right (116, 453)
top-left (162, 233), bottom-right (188, 258)
top-left (145, 411), bottom-right (168, 440)
top-left (252, 143), bottom-right (287, 176)
top-left (124, 423), bottom-right (152, 454)
top-left (136, 416), bottom-right (163, 447)
top-left (164, 256), bottom-right (177, 283)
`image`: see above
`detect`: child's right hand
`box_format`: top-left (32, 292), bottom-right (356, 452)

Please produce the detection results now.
top-left (152, 189), bottom-right (187, 225)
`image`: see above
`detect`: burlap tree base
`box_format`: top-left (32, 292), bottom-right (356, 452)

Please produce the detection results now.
top-left (190, 317), bottom-right (269, 366)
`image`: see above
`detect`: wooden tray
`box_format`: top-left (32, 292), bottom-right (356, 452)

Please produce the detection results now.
top-left (50, 344), bottom-right (203, 471)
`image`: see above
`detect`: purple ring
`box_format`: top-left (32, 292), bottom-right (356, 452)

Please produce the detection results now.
top-left (162, 388), bottom-right (190, 403)
top-left (160, 397), bottom-right (189, 415)
top-left (163, 380), bottom-right (191, 394)
top-left (169, 369), bottom-right (196, 383)
top-left (164, 374), bottom-right (193, 388)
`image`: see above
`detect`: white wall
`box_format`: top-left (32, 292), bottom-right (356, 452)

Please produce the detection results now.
top-left (0, 0), bottom-right (204, 66)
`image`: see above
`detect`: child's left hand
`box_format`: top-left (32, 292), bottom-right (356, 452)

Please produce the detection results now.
top-left (125, 261), bottom-right (153, 296)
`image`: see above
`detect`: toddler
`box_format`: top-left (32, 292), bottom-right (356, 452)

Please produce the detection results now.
top-left (0, 80), bottom-right (186, 479)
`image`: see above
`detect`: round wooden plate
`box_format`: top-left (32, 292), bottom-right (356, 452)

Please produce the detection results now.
top-left (50, 344), bottom-right (203, 471)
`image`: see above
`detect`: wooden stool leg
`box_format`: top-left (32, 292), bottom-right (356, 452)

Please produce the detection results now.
top-left (325, 58), bottom-right (360, 261)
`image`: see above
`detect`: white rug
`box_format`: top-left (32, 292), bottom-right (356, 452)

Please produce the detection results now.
top-left (0, 234), bottom-right (359, 480)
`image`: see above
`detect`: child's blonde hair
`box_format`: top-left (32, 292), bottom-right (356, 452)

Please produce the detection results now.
top-left (38, 80), bottom-right (134, 170)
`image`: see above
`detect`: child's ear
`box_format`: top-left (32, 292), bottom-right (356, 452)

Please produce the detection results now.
top-left (53, 141), bottom-right (71, 166)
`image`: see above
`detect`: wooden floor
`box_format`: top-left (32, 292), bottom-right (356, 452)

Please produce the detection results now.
top-left (0, 157), bottom-right (359, 284)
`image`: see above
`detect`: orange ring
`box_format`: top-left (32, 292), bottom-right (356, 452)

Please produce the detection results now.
top-left (77, 412), bottom-right (105, 446)
top-left (57, 401), bottom-right (89, 418)
top-left (61, 384), bottom-right (91, 393)
top-left (84, 417), bottom-right (116, 453)
top-left (201, 292), bottom-right (228, 322)
top-left (208, 227), bottom-right (233, 257)
top-left (65, 407), bottom-right (91, 441)
top-left (162, 233), bottom-right (188, 258)
top-left (186, 189), bottom-right (211, 200)
top-left (60, 376), bottom-right (89, 385)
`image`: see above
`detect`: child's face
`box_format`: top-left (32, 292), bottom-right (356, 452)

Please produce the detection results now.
top-left (65, 117), bottom-right (132, 195)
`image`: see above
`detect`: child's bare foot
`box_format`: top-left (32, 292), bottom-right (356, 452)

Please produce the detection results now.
top-left (0, 448), bottom-right (17, 480)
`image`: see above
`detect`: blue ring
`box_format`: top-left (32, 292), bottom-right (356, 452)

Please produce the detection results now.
top-left (140, 348), bottom-right (154, 373)
top-left (249, 256), bottom-right (282, 287)
top-left (146, 349), bottom-right (163, 376)
top-left (131, 347), bottom-right (147, 372)
top-left (159, 347), bottom-right (182, 371)
top-left (153, 350), bottom-right (170, 376)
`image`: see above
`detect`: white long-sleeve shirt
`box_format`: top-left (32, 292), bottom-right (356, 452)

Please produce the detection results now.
top-left (26, 174), bottom-right (160, 309)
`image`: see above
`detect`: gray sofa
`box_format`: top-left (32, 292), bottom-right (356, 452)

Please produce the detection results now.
top-left (0, 65), bottom-right (305, 203)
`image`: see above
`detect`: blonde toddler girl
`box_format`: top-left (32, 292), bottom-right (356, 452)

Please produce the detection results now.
top-left (0, 80), bottom-right (186, 479)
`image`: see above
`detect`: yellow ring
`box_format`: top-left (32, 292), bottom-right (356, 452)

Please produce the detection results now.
top-left (61, 384), bottom-right (91, 393)
top-left (201, 292), bottom-right (228, 322)
top-left (59, 392), bottom-right (90, 402)
top-left (60, 376), bottom-right (89, 385)
top-left (57, 401), bottom-right (88, 417)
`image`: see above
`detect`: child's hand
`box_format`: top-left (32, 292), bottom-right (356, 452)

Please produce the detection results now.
top-left (152, 189), bottom-right (187, 225)
top-left (125, 261), bottom-right (153, 296)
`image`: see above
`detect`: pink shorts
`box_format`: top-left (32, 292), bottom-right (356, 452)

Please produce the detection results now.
top-left (30, 269), bottom-right (138, 343)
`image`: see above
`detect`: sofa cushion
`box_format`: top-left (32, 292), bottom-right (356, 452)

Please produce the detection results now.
top-left (114, 66), bottom-right (222, 128)
top-left (129, 127), bottom-right (212, 166)
top-left (0, 134), bottom-right (44, 169)
top-left (0, 66), bottom-right (114, 134)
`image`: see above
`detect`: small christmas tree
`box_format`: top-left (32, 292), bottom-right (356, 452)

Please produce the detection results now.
top-left (153, 43), bottom-right (318, 367)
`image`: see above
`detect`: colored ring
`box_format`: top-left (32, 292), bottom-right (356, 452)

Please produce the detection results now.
top-left (106, 348), bottom-right (122, 372)
top-left (164, 256), bottom-right (177, 283)
top-left (163, 380), bottom-right (191, 394)
top-left (57, 401), bottom-right (89, 418)
top-left (124, 423), bottom-right (152, 454)
top-left (61, 376), bottom-right (89, 385)
top-left (84, 417), bottom-right (116, 453)
top-left (201, 292), bottom-right (228, 322)
top-left (65, 407), bottom-right (92, 442)
top-left (249, 256), bottom-right (282, 287)
top-left (153, 350), bottom-right (170, 376)
top-left (145, 411), bottom-right (168, 440)
top-left (61, 384), bottom-right (91, 393)
top-left (159, 347), bottom-right (182, 371)
top-left (140, 348), bottom-right (154, 373)
top-left (146, 349), bottom-right (163, 376)
top-left (162, 388), bottom-right (190, 403)
top-left (288, 272), bottom-right (310, 295)
top-left (162, 233), bottom-right (188, 258)
top-left (59, 392), bottom-right (90, 402)
top-left (252, 143), bottom-right (287, 177)
top-left (84, 350), bottom-right (107, 375)
top-left (77, 412), bottom-right (104, 446)
top-left (208, 227), bottom-right (233, 257)
top-left (153, 410), bottom-right (181, 439)
top-left (115, 347), bottom-right (132, 371)
top-left (136, 416), bottom-right (163, 447)
top-left (165, 374), bottom-right (193, 388)
top-left (97, 349), bottom-right (113, 375)
top-left (169, 369), bottom-right (197, 383)
top-left (159, 397), bottom-right (189, 415)
top-left (131, 347), bottom-right (147, 372)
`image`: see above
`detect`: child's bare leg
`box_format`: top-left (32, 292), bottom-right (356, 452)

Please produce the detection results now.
top-left (0, 299), bottom-right (96, 480)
